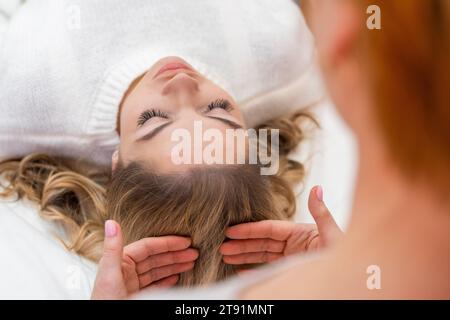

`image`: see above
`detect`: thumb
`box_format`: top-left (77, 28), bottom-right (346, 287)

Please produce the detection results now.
top-left (308, 186), bottom-right (341, 242)
top-left (100, 220), bottom-right (124, 274)
top-left (91, 220), bottom-right (125, 299)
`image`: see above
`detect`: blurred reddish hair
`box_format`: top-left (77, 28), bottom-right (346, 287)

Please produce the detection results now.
top-left (360, 0), bottom-right (450, 190)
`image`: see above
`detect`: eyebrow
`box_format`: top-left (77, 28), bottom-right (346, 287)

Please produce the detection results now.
top-left (208, 116), bottom-right (243, 129)
top-left (136, 117), bottom-right (244, 142)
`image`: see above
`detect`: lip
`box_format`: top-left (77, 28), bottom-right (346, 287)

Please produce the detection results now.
top-left (154, 62), bottom-right (193, 79)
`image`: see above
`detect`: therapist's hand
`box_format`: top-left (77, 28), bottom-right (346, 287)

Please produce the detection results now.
top-left (220, 186), bottom-right (343, 265)
top-left (91, 221), bottom-right (198, 300)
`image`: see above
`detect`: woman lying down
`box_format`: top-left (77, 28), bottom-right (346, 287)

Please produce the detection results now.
top-left (92, 0), bottom-right (450, 300)
top-left (0, 55), bottom-right (341, 294)
top-left (0, 0), bottom-right (340, 297)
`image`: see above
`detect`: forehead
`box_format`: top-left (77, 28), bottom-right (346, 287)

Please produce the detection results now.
top-left (126, 115), bottom-right (248, 163)
top-left (117, 73), bottom-right (147, 134)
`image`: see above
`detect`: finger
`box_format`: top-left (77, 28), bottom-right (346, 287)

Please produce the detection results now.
top-left (148, 274), bottom-right (180, 289)
top-left (136, 248), bottom-right (199, 274)
top-left (138, 262), bottom-right (194, 288)
top-left (124, 236), bottom-right (192, 263)
top-left (225, 220), bottom-right (295, 241)
top-left (136, 275), bottom-right (180, 297)
top-left (237, 269), bottom-right (258, 277)
top-left (220, 239), bottom-right (285, 255)
top-left (222, 252), bottom-right (282, 265)
top-left (307, 186), bottom-right (340, 237)
top-left (91, 220), bottom-right (125, 300)
top-left (98, 220), bottom-right (124, 277)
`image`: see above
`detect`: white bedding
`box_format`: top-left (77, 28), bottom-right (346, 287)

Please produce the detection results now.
top-left (0, 0), bottom-right (95, 299)
top-left (0, 187), bottom-right (96, 299)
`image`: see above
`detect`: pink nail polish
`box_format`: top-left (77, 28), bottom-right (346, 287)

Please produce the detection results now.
top-left (316, 186), bottom-right (324, 202)
top-left (105, 220), bottom-right (117, 237)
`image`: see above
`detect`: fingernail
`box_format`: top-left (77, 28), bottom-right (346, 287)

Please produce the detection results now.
top-left (316, 186), bottom-right (323, 202)
top-left (105, 220), bottom-right (117, 238)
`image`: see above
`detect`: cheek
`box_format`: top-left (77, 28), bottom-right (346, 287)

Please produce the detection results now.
top-left (231, 108), bottom-right (246, 127)
top-left (310, 2), bottom-right (342, 66)
top-left (315, 27), bottom-right (336, 70)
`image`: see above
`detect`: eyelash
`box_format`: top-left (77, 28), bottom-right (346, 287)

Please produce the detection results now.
top-left (137, 109), bottom-right (169, 127)
top-left (137, 99), bottom-right (233, 127)
top-left (206, 99), bottom-right (234, 112)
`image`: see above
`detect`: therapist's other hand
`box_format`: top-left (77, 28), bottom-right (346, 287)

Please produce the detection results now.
top-left (91, 220), bottom-right (198, 300)
top-left (220, 186), bottom-right (342, 265)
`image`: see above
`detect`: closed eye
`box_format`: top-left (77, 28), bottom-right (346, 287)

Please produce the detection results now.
top-left (137, 109), bottom-right (170, 127)
top-left (206, 99), bottom-right (234, 113)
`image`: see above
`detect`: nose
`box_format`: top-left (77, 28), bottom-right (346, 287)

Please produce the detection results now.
top-left (162, 73), bottom-right (200, 96)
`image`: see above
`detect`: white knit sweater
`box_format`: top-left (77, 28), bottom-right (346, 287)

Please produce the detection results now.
top-left (0, 0), bottom-right (323, 166)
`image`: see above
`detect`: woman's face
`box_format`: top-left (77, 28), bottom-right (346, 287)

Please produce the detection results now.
top-left (116, 57), bottom-right (246, 172)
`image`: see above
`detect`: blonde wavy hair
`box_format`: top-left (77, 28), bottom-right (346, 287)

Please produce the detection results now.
top-left (0, 111), bottom-right (316, 285)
